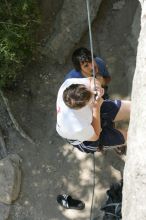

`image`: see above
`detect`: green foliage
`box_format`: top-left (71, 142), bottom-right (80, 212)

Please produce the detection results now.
top-left (0, 0), bottom-right (40, 88)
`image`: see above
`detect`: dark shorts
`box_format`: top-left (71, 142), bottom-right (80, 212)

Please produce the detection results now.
top-left (100, 99), bottom-right (121, 121)
top-left (68, 100), bottom-right (124, 154)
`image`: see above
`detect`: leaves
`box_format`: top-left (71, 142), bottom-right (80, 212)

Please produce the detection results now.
top-left (0, 0), bottom-right (40, 88)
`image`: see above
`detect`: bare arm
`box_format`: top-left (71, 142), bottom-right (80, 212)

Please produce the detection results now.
top-left (88, 98), bottom-right (103, 141)
top-left (88, 78), bottom-right (104, 141)
top-left (92, 98), bottom-right (103, 132)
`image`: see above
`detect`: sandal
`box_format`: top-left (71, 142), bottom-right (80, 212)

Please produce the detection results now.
top-left (57, 194), bottom-right (85, 210)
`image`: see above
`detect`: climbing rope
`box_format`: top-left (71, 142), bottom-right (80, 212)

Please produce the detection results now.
top-left (103, 143), bottom-right (126, 151)
top-left (86, 0), bottom-right (96, 92)
top-left (90, 153), bottom-right (96, 220)
top-left (86, 1), bottom-right (97, 219)
top-left (86, 1), bottom-right (126, 219)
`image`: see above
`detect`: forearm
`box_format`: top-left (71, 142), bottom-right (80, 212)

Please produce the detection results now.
top-left (89, 78), bottom-right (104, 140)
top-left (91, 106), bottom-right (102, 139)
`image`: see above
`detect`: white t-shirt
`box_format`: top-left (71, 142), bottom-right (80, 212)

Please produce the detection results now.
top-left (56, 78), bottom-right (95, 141)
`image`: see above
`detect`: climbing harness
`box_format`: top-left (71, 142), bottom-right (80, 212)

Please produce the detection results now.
top-left (101, 180), bottom-right (123, 220)
top-left (102, 203), bottom-right (122, 220)
top-left (102, 143), bottom-right (126, 151)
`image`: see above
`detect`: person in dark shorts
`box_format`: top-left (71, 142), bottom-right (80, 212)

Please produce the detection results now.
top-left (56, 78), bottom-right (131, 154)
top-left (70, 99), bottom-right (124, 154)
top-left (56, 77), bottom-right (130, 208)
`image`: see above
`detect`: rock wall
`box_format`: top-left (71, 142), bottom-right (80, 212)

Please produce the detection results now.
top-left (123, 1), bottom-right (146, 219)
top-left (43, 0), bottom-right (102, 64)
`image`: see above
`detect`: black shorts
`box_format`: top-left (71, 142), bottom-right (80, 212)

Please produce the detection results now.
top-left (68, 100), bottom-right (124, 154)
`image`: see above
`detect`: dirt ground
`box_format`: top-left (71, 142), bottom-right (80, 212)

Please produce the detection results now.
top-left (2, 0), bottom-right (140, 219)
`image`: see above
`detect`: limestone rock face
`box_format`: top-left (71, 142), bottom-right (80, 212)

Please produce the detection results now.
top-left (0, 203), bottom-right (10, 220)
top-left (0, 154), bottom-right (21, 204)
top-left (44, 0), bottom-right (102, 64)
top-left (123, 1), bottom-right (146, 220)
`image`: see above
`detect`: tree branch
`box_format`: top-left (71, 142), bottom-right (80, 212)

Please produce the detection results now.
top-left (0, 90), bottom-right (34, 144)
